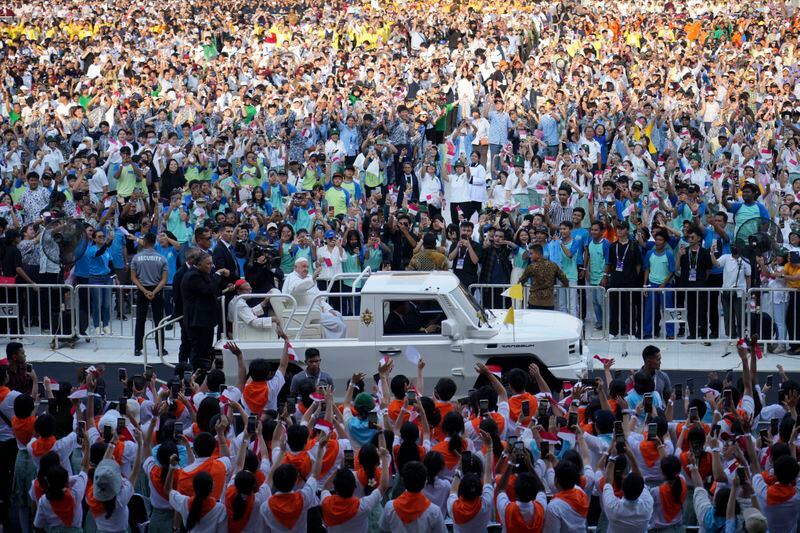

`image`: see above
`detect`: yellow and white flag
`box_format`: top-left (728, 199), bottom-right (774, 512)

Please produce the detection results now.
top-left (503, 307), bottom-right (515, 326)
top-left (501, 284), bottom-right (524, 301)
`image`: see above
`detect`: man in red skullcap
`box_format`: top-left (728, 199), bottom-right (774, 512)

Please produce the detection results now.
top-left (227, 279), bottom-right (286, 339)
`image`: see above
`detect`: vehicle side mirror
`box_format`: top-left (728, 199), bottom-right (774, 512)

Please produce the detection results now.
top-left (441, 319), bottom-right (458, 339)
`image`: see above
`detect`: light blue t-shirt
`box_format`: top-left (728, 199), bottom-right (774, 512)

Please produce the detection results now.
top-left (644, 248), bottom-right (675, 285)
top-left (154, 242), bottom-right (178, 284)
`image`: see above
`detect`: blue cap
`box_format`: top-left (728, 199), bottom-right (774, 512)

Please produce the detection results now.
top-left (324, 230), bottom-right (336, 239)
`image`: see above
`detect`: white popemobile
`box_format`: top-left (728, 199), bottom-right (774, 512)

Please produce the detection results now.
top-left (220, 270), bottom-right (587, 396)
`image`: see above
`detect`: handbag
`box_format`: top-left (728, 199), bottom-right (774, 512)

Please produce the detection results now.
top-left (479, 138), bottom-right (489, 146)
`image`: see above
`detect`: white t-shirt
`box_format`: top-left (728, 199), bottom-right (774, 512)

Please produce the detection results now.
top-left (169, 490), bottom-right (227, 533)
top-left (89, 167), bottom-right (109, 195)
top-left (320, 488), bottom-right (382, 533)
top-left (717, 254), bottom-right (751, 290)
top-left (33, 472), bottom-right (88, 529)
top-left (316, 246), bottom-right (344, 280)
top-left (28, 431), bottom-right (78, 474)
top-left (91, 477), bottom-right (134, 533)
top-left (259, 476), bottom-right (319, 532)
top-left (446, 483), bottom-right (495, 533)
top-left (378, 495), bottom-right (447, 533)
top-left (144, 456), bottom-right (172, 510)
top-left (447, 172), bottom-right (471, 204)
top-left (224, 478), bottom-right (272, 532)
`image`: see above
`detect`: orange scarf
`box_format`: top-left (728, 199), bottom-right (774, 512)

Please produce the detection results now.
top-left (553, 487), bottom-right (589, 517)
top-left (48, 490), bottom-right (75, 526)
top-left (675, 422), bottom-right (710, 451)
top-left (176, 459), bottom-right (228, 500)
top-left (112, 440), bottom-right (125, 464)
top-left (268, 492), bottom-right (304, 529)
top-left (320, 494), bottom-right (360, 526)
top-left (659, 479), bottom-right (687, 521)
top-left (761, 472), bottom-right (777, 486)
top-left (30, 436), bottom-right (56, 458)
top-left (356, 465), bottom-right (381, 490)
top-left (767, 483), bottom-right (797, 506)
top-left (243, 381), bottom-right (269, 415)
top-left (470, 412), bottom-right (506, 437)
top-left (681, 450), bottom-right (712, 479)
top-left (639, 439), bottom-right (660, 468)
top-left (451, 497), bottom-right (482, 524)
top-left (432, 439), bottom-right (467, 469)
top-left (12, 415), bottom-right (35, 445)
top-left (388, 398), bottom-right (408, 424)
top-left (188, 496), bottom-right (216, 523)
top-left (308, 435), bottom-right (339, 477)
top-left (33, 479), bottom-right (44, 500)
top-left (86, 483), bottom-right (108, 518)
top-left (508, 393), bottom-right (538, 424)
top-left (392, 491), bottom-right (430, 524)
top-left (283, 450), bottom-right (312, 480)
top-left (225, 485), bottom-right (255, 531)
top-left (600, 476), bottom-right (623, 498)
top-left (149, 465), bottom-right (169, 500)
top-left (254, 469), bottom-right (266, 489)
top-left (504, 501), bottom-right (545, 532)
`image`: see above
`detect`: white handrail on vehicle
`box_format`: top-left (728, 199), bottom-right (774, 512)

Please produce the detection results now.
top-left (293, 291), bottom-right (360, 339)
top-left (229, 293), bottom-right (299, 339)
top-left (142, 314), bottom-right (183, 369)
top-left (351, 266), bottom-right (372, 292)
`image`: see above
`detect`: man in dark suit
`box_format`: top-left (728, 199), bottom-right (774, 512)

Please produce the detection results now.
top-left (393, 160), bottom-right (420, 207)
top-left (171, 248), bottom-right (200, 363)
top-left (181, 251), bottom-right (226, 370)
top-left (211, 222), bottom-right (240, 287)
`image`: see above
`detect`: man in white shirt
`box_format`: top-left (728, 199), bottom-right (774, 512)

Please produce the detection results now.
top-left (227, 279), bottom-right (285, 339)
top-left (601, 463), bottom-right (653, 533)
top-left (282, 257), bottom-right (346, 339)
top-left (710, 244), bottom-right (751, 338)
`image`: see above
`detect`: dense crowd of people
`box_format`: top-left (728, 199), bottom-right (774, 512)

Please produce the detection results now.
top-left (0, 337), bottom-right (796, 532)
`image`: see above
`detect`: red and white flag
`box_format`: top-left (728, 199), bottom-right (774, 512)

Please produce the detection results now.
top-left (486, 365), bottom-right (502, 378)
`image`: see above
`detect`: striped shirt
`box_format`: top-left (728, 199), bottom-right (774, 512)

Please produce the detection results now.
top-left (548, 201), bottom-right (573, 227)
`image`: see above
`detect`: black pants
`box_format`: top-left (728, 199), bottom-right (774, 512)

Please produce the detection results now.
top-left (178, 318), bottom-right (191, 363)
top-left (788, 292), bottom-right (800, 351)
top-left (609, 288), bottom-right (635, 336)
top-left (450, 201), bottom-right (478, 223)
top-left (75, 276), bottom-right (89, 336)
top-left (482, 287), bottom-right (508, 310)
top-left (0, 438), bottom-right (18, 528)
top-left (38, 273), bottom-right (61, 334)
top-left (706, 273), bottom-right (723, 338)
top-left (134, 287), bottom-right (164, 352)
top-left (319, 279), bottom-right (342, 312)
top-left (686, 288), bottom-right (709, 339)
top-left (189, 326), bottom-right (214, 370)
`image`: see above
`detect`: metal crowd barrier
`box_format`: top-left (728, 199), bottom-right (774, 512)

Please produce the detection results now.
top-left (468, 283), bottom-right (606, 340)
top-left (73, 284), bottom-right (181, 341)
top-left (603, 287), bottom-right (748, 343)
top-left (0, 283), bottom-right (182, 342)
top-left (0, 284), bottom-right (75, 338)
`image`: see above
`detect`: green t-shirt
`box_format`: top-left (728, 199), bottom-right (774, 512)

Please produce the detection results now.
top-left (117, 164), bottom-right (146, 197)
